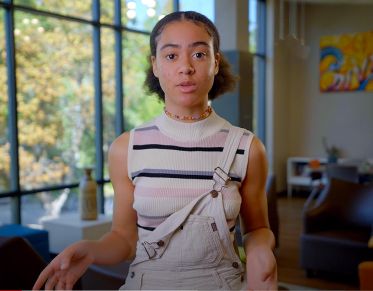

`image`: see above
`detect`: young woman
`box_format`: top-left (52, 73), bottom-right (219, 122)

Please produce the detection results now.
top-left (33, 11), bottom-right (277, 290)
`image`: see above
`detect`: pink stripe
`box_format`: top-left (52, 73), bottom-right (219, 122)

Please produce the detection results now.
top-left (133, 130), bottom-right (226, 147)
top-left (138, 217), bottom-right (238, 229)
top-left (137, 216), bottom-right (166, 227)
top-left (239, 134), bottom-right (249, 149)
top-left (134, 186), bottom-right (210, 198)
top-left (134, 185), bottom-right (241, 199)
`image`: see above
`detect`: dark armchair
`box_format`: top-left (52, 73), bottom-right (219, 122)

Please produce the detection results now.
top-left (300, 178), bottom-right (373, 281)
top-left (0, 236), bottom-right (47, 289)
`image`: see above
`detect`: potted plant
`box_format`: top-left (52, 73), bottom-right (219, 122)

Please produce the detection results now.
top-left (322, 137), bottom-right (340, 163)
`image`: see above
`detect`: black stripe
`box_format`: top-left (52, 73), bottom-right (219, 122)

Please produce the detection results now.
top-left (132, 172), bottom-right (241, 182)
top-left (134, 144), bottom-right (223, 152)
top-left (133, 172), bottom-right (212, 180)
top-left (133, 144), bottom-right (244, 155)
top-left (136, 223), bottom-right (155, 231)
top-left (137, 223), bottom-right (236, 232)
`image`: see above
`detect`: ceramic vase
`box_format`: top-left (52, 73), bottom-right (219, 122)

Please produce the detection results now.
top-left (79, 168), bottom-right (98, 220)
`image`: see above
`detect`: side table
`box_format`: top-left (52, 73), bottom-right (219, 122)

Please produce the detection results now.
top-left (41, 213), bottom-right (112, 254)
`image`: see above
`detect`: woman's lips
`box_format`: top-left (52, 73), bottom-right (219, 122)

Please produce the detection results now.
top-left (178, 82), bottom-right (197, 93)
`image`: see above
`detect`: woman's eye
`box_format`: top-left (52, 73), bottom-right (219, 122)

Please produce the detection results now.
top-left (194, 52), bottom-right (206, 59)
top-left (166, 54), bottom-right (176, 60)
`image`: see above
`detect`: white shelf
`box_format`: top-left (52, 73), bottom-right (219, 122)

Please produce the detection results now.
top-left (287, 157), bottom-right (327, 198)
top-left (288, 176), bottom-right (312, 185)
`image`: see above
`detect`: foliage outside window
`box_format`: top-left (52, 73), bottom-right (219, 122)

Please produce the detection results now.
top-left (0, 8), bottom-right (10, 193)
top-left (0, 0), bottom-right (169, 224)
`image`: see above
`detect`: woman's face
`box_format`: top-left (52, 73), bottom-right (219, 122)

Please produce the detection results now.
top-left (151, 20), bottom-right (220, 111)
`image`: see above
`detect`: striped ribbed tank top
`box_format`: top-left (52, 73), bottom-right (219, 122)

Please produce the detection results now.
top-left (128, 110), bottom-right (254, 233)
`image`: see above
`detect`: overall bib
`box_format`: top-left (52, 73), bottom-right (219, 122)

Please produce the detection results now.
top-left (121, 127), bottom-right (247, 290)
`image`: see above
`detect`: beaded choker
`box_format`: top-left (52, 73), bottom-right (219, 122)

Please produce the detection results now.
top-left (164, 106), bottom-right (212, 121)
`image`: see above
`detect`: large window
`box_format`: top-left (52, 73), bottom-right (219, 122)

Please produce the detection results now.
top-left (0, 0), bottom-right (171, 224)
top-left (178, 0), bottom-right (214, 21)
top-left (123, 0), bottom-right (173, 31)
top-left (249, 0), bottom-right (266, 143)
top-left (15, 12), bottom-right (95, 191)
top-left (0, 8), bottom-right (11, 224)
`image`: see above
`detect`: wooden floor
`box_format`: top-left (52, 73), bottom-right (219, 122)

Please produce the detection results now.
top-left (276, 195), bottom-right (358, 290)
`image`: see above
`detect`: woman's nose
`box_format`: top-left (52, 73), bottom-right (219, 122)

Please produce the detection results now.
top-left (178, 58), bottom-right (195, 75)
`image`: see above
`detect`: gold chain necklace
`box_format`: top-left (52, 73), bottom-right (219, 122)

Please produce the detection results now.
top-left (164, 106), bottom-right (212, 121)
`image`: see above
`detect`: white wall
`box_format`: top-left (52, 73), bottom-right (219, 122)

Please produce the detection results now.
top-left (272, 3), bottom-right (373, 191)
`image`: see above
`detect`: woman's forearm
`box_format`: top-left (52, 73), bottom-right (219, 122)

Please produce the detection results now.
top-left (243, 227), bottom-right (275, 254)
top-left (83, 229), bottom-right (137, 265)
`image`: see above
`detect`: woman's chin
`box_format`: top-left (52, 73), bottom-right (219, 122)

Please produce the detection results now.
top-left (166, 94), bottom-right (207, 108)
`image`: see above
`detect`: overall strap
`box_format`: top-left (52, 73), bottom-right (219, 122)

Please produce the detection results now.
top-left (210, 126), bottom-right (246, 265)
top-left (212, 126), bottom-right (245, 191)
top-left (219, 126), bottom-right (245, 172)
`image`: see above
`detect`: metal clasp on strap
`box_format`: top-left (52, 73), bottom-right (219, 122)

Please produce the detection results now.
top-left (142, 241), bottom-right (157, 259)
top-left (213, 167), bottom-right (231, 192)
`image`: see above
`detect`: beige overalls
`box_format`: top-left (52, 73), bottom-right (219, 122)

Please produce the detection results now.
top-left (121, 127), bottom-right (247, 290)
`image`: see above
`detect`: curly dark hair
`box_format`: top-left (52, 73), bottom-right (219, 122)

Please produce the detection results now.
top-left (144, 11), bottom-right (237, 102)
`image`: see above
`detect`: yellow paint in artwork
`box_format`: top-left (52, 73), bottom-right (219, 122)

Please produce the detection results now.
top-left (366, 80), bottom-right (373, 91)
top-left (320, 55), bottom-right (337, 73)
top-left (320, 31), bottom-right (373, 92)
top-left (320, 72), bottom-right (335, 91)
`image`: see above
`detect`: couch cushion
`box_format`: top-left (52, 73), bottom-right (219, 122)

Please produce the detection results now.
top-left (305, 230), bottom-right (369, 246)
top-left (307, 178), bottom-right (373, 231)
top-left (300, 233), bottom-right (373, 278)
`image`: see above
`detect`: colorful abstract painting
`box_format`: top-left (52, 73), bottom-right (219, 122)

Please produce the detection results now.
top-left (320, 31), bottom-right (373, 92)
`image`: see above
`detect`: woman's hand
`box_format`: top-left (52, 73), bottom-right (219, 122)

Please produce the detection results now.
top-left (32, 240), bottom-right (95, 290)
top-left (246, 245), bottom-right (277, 291)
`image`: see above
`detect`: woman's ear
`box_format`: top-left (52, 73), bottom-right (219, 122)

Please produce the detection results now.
top-left (151, 55), bottom-right (158, 78)
top-left (214, 53), bottom-right (220, 75)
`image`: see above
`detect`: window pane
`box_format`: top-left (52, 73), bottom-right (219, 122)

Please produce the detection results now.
top-left (249, 0), bottom-right (257, 53)
top-left (252, 56), bottom-right (259, 133)
top-left (101, 27), bottom-right (115, 180)
top-left (21, 188), bottom-right (79, 225)
top-left (0, 197), bottom-right (11, 224)
top-left (122, 0), bottom-right (173, 32)
top-left (101, 0), bottom-right (114, 24)
top-left (0, 9), bottom-right (10, 194)
top-left (178, 0), bottom-right (214, 21)
top-left (14, 12), bottom-right (95, 190)
top-left (104, 182), bottom-right (114, 215)
top-left (14, 0), bottom-right (92, 20)
top-left (123, 32), bottom-right (163, 131)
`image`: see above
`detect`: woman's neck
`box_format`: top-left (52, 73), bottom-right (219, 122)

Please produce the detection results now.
top-left (156, 108), bottom-right (227, 142)
top-left (164, 106), bottom-right (212, 123)
top-left (163, 101), bottom-right (210, 123)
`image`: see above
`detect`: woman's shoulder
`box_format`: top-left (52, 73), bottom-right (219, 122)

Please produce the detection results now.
top-left (132, 115), bottom-right (160, 132)
top-left (109, 131), bottom-right (131, 157)
top-left (221, 122), bottom-right (255, 143)
top-left (216, 113), bottom-right (254, 137)
top-left (109, 115), bottom-right (161, 154)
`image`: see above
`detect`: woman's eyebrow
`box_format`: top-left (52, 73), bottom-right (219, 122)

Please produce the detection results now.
top-left (159, 41), bottom-right (210, 51)
top-left (189, 41), bottom-right (210, 48)
top-left (159, 43), bottom-right (179, 51)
